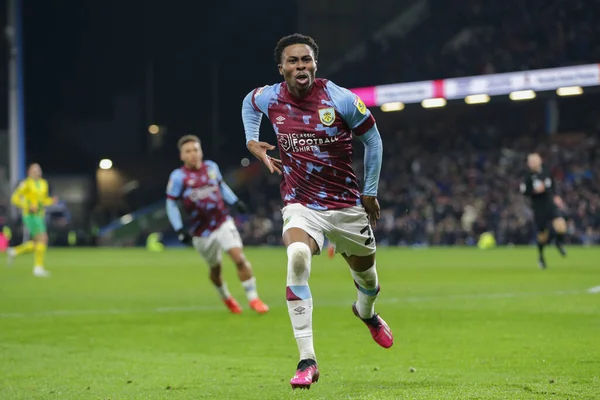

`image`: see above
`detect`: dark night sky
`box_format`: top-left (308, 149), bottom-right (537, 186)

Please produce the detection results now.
top-left (21, 0), bottom-right (297, 170)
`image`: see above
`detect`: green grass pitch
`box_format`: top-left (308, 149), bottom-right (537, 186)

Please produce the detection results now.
top-left (1, 246), bottom-right (599, 399)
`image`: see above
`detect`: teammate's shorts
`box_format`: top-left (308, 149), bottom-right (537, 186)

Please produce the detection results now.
top-left (192, 218), bottom-right (243, 267)
top-left (281, 203), bottom-right (376, 257)
top-left (534, 206), bottom-right (561, 233)
top-left (22, 215), bottom-right (46, 236)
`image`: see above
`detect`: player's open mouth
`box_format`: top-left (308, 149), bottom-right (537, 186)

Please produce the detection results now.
top-left (296, 74), bottom-right (309, 85)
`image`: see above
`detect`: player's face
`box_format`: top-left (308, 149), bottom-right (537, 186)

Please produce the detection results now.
top-left (28, 164), bottom-right (42, 179)
top-left (527, 154), bottom-right (542, 171)
top-left (279, 44), bottom-right (317, 96)
top-left (180, 141), bottom-right (203, 168)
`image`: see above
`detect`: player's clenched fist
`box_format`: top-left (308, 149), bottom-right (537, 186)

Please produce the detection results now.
top-left (361, 195), bottom-right (380, 228)
top-left (247, 140), bottom-right (282, 175)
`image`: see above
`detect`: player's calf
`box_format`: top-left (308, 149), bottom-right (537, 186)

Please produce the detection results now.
top-left (286, 242), bottom-right (316, 361)
top-left (228, 248), bottom-right (270, 313)
top-left (208, 264), bottom-right (242, 313)
top-left (345, 255), bottom-right (393, 348)
top-left (345, 254), bottom-right (379, 319)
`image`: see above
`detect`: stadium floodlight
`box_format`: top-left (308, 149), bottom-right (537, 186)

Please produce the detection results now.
top-left (99, 159), bottom-right (113, 170)
top-left (556, 86), bottom-right (583, 96)
top-left (465, 94), bottom-right (490, 104)
top-left (509, 90), bottom-right (536, 101)
top-left (148, 124), bottom-right (160, 134)
top-left (380, 102), bottom-right (405, 112)
top-left (421, 98), bottom-right (446, 108)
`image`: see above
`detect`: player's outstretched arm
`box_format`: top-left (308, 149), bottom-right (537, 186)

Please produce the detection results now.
top-left (165, 170), bottom-right (191, 244)
top-left (241, 91), bottom-right (282, 175)
top-left (356, 125), bottom-right (383, 227)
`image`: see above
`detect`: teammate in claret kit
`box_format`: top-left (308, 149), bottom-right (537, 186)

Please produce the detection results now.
top-left (166, 135), bottom-right (269, 314)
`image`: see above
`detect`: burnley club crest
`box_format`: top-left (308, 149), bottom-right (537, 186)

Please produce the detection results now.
top-left (318, 107), bottom-right (335, 126)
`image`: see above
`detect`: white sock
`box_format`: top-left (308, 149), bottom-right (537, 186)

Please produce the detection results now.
top-left (350, 263), bottom-right (379, 319)
top-left (241, 277), bottom-right (259, 301)
top-left (286, 242), bottom-right (316, 361)
top-left (215, 283), bottom-right (231, 300)
top-left (288, 298), bottom-right (315, 360)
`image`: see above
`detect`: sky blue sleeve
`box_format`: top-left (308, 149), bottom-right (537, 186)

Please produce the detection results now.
top-left (209, 161), bottom-right (239, 205)
top-left (242, 85), bottom-right (279, 144)
top-left (165, 169), bottom-right (185, 230)
top-left (166, 199), bottom-right (183, 231)
top-left (166, 169), bottom-right (184, 199)
top-left (326, 81), bottom-right (372, 130)
top-left (220, 182), bottom-right (239, 205)
top-left (242, 91), bottom-right (262, 144)
top-left (355, 124), bottom-right (383, 196)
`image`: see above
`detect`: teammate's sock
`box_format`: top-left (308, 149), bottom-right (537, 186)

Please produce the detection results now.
top-left (286, 242), bottom-right (316, 361)
top-left (215, 282), bottom-right (232, 300)
top-left (34, 242), bottom-right (47, 267)
top-left (351, 263), bottom-right (380, 319)
top-left (14, 240), bottom-right (35, 256)
top-left (241, 277), bottom-right (259, 301)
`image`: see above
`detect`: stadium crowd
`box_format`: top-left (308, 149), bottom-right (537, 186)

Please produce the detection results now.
top-left (345, 0), bottom-right (600, 87)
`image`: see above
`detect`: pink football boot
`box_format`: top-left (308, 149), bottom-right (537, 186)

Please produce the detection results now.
top-left (290, 359), bottom-right (320, 390)
top-left (352, 302), bottom-right (394, 348)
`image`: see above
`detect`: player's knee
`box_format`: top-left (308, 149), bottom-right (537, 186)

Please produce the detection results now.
top-left (286, 242), bottom-right (311, 282)
top-left (227, 247), bottom-right (244, 264)
top-left (35, 233), bottom-right (48, 244)
top-left (537, 232), bottom-right (548, 243)
top-left (347, 253), bottom-right (376, 273)
top-left (209, 263), bottom-right (222, 275)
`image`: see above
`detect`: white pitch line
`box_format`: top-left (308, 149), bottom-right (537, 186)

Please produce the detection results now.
top-left (587, 285), bottom-right (600, 294)
top-left (0, 287), bottom-right (597, 319)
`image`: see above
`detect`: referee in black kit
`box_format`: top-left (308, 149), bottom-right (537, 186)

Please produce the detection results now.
top-left (520, 153), bottom-right (567, 269)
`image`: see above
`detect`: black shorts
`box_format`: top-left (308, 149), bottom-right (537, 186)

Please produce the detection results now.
top-left (533, 206), bottom-right (560, 232)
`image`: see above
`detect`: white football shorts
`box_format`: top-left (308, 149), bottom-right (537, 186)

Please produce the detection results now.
top-left (192, 218), bottom-right (243, 267)
top-left (281, 203), bottom-right (376, 256)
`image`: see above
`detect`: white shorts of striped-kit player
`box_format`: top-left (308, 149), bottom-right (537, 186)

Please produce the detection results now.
top-left (192, 218), bottom-right (243, 267)
top-left (281, 203), bottom-right (376, 257)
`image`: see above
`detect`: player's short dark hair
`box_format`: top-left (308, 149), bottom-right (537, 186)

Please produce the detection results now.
top-left (274, 33), bottom-right (319, 65)
top-left (177, 135), bottom-right (201, 151)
